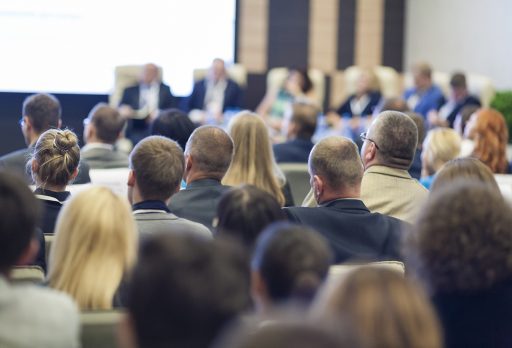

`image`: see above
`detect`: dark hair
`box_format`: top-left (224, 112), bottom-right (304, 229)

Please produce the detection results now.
top-left (291, 102), bottom-right (319, 140)
top-left (86, 103), bottom-right (126, 144)
top-left (290, 69), bottom-right (313, 94)
top-left (450, 72), bottom-right (467, 89)
top-left (216, 185), bottom-right (286, 249)
top-left (457, 105), bottom-right (479, 135)
top-left (0, 172), bottom-right (41, 272)
top-left (380, 98), bottom-right (410, 113)
top-left (151, 108), bottom-right (197, 150)
top-left (404, 180), bottom-right (512, 293)
top-left (252, 223), bottom-right (332, 303)
top-left (128, 233), bottom-right (251, 348)
top-left (22, 94), bottom-right (61, 134)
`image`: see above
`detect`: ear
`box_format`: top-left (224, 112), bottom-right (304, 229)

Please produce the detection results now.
top-left (117, 313), bottom-right (138, 348)
top-left (15, 237), bottom-right (39, 266)
top-left (363, 142), bottom-right (377, 164)
top-left (70, 167), bottom-right (79, 182)
top-left (31, 159), bottom-right (38, 175)
top-left (127, 170), bottom-right (136, 187)
top-left (57, 119), bottom-right (62, 129)
top-left (312, 175), bottom-right (324, 200)
top-left (185, 154), bottom-right (193, 173)
top-left (251, 270), bottom-right (270, 312)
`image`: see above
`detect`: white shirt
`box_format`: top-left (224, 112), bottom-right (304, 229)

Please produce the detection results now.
top-left (139, 82), bottom-right (160, 113)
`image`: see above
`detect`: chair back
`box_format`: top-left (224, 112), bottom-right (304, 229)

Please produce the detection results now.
top-left (278, 163), bottom-right (310, 204)
top-left (81, 310), bottom-right (123, 348)
top-left (109, 65), bottom-right (163, 107)
top-left (10, 265), bottom-right (45, 284)
top-left (88, 168), bottom-right (131, 198)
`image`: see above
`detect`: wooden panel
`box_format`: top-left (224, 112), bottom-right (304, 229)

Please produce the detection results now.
top-left (237, 0), bottom-right (269, 73)
top-left (308, 0), bottom-right (339, 72)
top-left (355, 0), bottom-right (384, 67)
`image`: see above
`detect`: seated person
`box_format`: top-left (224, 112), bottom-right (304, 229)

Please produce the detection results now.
top-left (127, 136), bottom-right (212, 239)
top-left (403, 62), bottom-right (445, 117)
top-left (0, 172), bottom-right (80, 348)
top-left (186, 58), bottom-right (243, 122)
top-left (273, 101), bottom-right (318, 164)
top-left (82, 103), bottom-right (129, 169)
top-left (150, 108), bottom-right (197, 150)
top-left (429, 72), bottom-right (481, 128)
top-left (406, 112), bottom-right (426, 180)
top-left (168, 126), bottom-right (233, 231)
top-left (47, 186), bottom-right (137, 310)
top-left (454, 105), bottom-right (480, 157)
top-left (286, 136), bottom-right (405, 263)
top-left (118, 63), bottom-right (176, 144)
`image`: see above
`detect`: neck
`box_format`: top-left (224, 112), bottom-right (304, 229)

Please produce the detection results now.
top-left (185, 171), bottom-right (222, 185)
top-left (317, 189), bottom-right (360, 205)
top-left (37, 184), bottom-right (67, 192)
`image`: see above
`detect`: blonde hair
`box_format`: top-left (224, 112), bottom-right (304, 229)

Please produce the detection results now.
top-left (313, 268), bottom-right (443, 348)
top-left (422, 128), bottom-right (461, 176)
top-left (30, 129), bottom-right (80, 188)
top-left (48, 186), bottom-right (137, 310)
top-left (222, 112), bottom-right (286, 206)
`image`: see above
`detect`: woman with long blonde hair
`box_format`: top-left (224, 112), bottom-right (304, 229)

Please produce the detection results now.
top-left (47, 186), bottom-right (137, 310)
top-left (222, 112), bottom-right (293, 206)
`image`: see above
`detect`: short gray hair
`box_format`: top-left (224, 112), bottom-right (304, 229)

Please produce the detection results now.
top-left (309, 136), bottom-right (363, 191)
top-left (371, 111), bottom-right (418, 169)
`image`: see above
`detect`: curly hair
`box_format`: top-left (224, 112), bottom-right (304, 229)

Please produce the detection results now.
top-left (404, 180), bottom-right (512, 294)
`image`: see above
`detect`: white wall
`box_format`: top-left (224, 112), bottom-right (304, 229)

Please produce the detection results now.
top-left (404, 0), bottom-right (512, 90)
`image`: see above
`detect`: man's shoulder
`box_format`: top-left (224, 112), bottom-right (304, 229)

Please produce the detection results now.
top-left (0, 148), bottom-right (30, 164)
top-left (135, 212), bottom-right (212, 238)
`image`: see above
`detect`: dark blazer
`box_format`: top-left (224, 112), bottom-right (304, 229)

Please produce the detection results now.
top-left (273, 138), bottom-right (314, 164)
top-left (336, 91), bottom-right (382, 117)
top-left (81, 146), bottom-right (129, 169)
top-left (0, 147), bottom-right (91, 184)
top-left (34, 188), bottom-right (70, 234)
top-left (119, 82), bottom-right (176, 110)
top-left (408, 148), bottom-right (422, 180)
top-left (186, 78), bottom-right (243, 112)
top-left (445, 95), bottom-right (481, 128)
top-left (168, 179), bottom-right (231, 231)
top-left (284, 199), bottom-right (404, 263)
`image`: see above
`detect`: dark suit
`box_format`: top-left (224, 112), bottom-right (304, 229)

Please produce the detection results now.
top-left (81, 146), bottom-right (129, 169)
top-left (444, 95), bottom-right (481, 128)
top-left (408, 148), bottom-right (422, 180)
top-left (186, 78), bottom-right (243, 112)
top-left (34, 188), bottom-right (70, 234)
top-left (273, 138), bottom-right (314, 164)
top-left (0, 147), bottom-right (90, 184)
top-left (284, 199), bottom-right (404, 264)
top-left (337, 91), bottom-right (382, 117)
top-left (168, 179), bottom-right (231, 231)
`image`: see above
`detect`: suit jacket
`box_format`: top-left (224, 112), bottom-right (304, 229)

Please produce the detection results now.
top-left (284, 199), bottom-right (404, 264)
top-left (273, 138), bottom-right (314, 164)
top-left (81, 146), bottom-right (129, 169)
top-left (186, 78), bottom-right (243, 112)
top-left (361, 165), bottom-right (428, 223)
top-left (336, 91), bottom-right (382, 117)
top-left (0, 147), bottom-right (91, 184)
top-left (168, 179), bottom-right (231, 231)
top-left (443, 95), bottom-right (481, 128)
top-left (34, 188), bottom-right (70, 234)
top-left (119, 82), bottom-right (176, 110)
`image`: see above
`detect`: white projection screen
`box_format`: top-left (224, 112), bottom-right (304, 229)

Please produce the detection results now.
top-left (0, 0), bottom-right (236, 96)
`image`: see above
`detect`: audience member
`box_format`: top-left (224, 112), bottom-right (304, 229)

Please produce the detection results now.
top-left (150, 108), bottom-right (197, 150)
top-left (81, 103), bottom-right (129, 169)
top-left (403, 62), bottom-right (445, 117)
top-left (420, 128), bottom-right (461, 189)
top-left (186, 58), bottom-right (243, 116)
top-left (0, 172), bottom-right (80, 348)
top-left (128, 135), bottom-right (211, 240)
top-left (464, 108), bottom-right (509, 173)
top-left (47, 186), bottom-right (137, 310)
top-left (454, 104), bottom-right (480, 156)
top-left (119, 63), bottom-right (176, 144)
top-left (273, 101), bottom-right (318, 163)
top-left (169, 126), bottom-right (233, 231)
top-left (405, 181), bottom-right (512, 348)
top-left (251, 223), bottom-right (331, 314)
top-left (216, 185), bottom-right (286, 250)
top-left (429, 72), bottom-right (481, 128)
top-left (285, 136), bottom-right (404, 263)
top-left (223, 112), bottom-right (294, 206)
top-left (0, 93), bottom-right (90, 183)
top-left (313, 267), bottom-right (443, 348)
top-left (119, 233), bottom-right (251, 348)
top-left (406, 112), bottom-right (426, 179)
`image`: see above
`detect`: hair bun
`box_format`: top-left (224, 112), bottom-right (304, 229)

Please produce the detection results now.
top-left (53, 130), bottom-right (78, 153)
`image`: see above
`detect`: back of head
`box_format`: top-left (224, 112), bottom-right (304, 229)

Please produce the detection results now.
top-left (130, 135), bottom-right (184, 201)
top-left (467, 108), bottom-right (509, 173)
top-left (30, 129), bottom-right (80, 188)
top-left (405, 180), bottom-right (512, 294)
top-left (309, 136), bottom-right (363, 192)
top-left (290, 102), bottom-right (319, 140)
top-left (314, 267), bottom-right (442, 348)
top-left (405, 112), bottom-right (426, 146)
top-left (422, 128), bottom-right (461, 175)
top-left (371, 111), bottom-right (418, 169)
top-left (151, 108), bottom-right (197, 150)
top-left (380, 98), bottom-right (410, 113)
top-left (185, 126), bottom-right (234, 180)
top-left (22, 93), bottom-right (61, 134)
top-left (48, 186), bottom-right (137, 309)
top-left (128, 233), bottom-right (250, 348)
top-left (450, 72), bottom-right (467, 89)
top-left (86, 103), bottom-right (126, 144)
top-left (252, 223), bottom-right (332, 304)
top-left (0, 172), bottom-right (41, 273)
top-left (216, 185), bottom-right (286, 250)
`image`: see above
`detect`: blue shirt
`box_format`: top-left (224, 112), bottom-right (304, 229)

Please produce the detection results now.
top-left (404, 85), bottom-right (445, 117)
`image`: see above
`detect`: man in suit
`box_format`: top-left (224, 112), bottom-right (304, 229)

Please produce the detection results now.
top-left (0, 172), bottom-right (80, 348)
top-left (284, 136), bottom-right (404, 264)
top-left (168, 126), bottom-right (233, 231)
top-left (273, 101), bottom-right (318, 163)
top-left (128, 135), bottom-right (211, 240)
top-left (186, 58), bottom-right (243, 116)
top-left (0, 93), bottom-right (90, 184)
top-left (119, 63), bottom-right (176, 144)
top-left (81, 103), bottom-right (129, 169)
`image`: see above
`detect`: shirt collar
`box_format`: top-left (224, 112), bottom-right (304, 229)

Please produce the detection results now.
top-left (81, 143), bottom-right (115, 152)
top-left (132, 200), bottom-right (170, 214)
top-left (364, 165), bottom-right (412, 179)
top-left (34, 188), bottom-right (71, 204)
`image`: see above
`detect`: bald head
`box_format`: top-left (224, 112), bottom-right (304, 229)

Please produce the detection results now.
top-left (185, 126), bottom-right (234, 180)
top-left (309, 136), bottom-right (363, 193)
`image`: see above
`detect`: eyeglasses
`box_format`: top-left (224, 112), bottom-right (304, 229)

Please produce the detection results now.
top-left (83, 118), bottom-right (91, 127)
top-left (19, 117), bottom-right (25, 127)
top-left (360, 132), bottom-right (380, 150)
